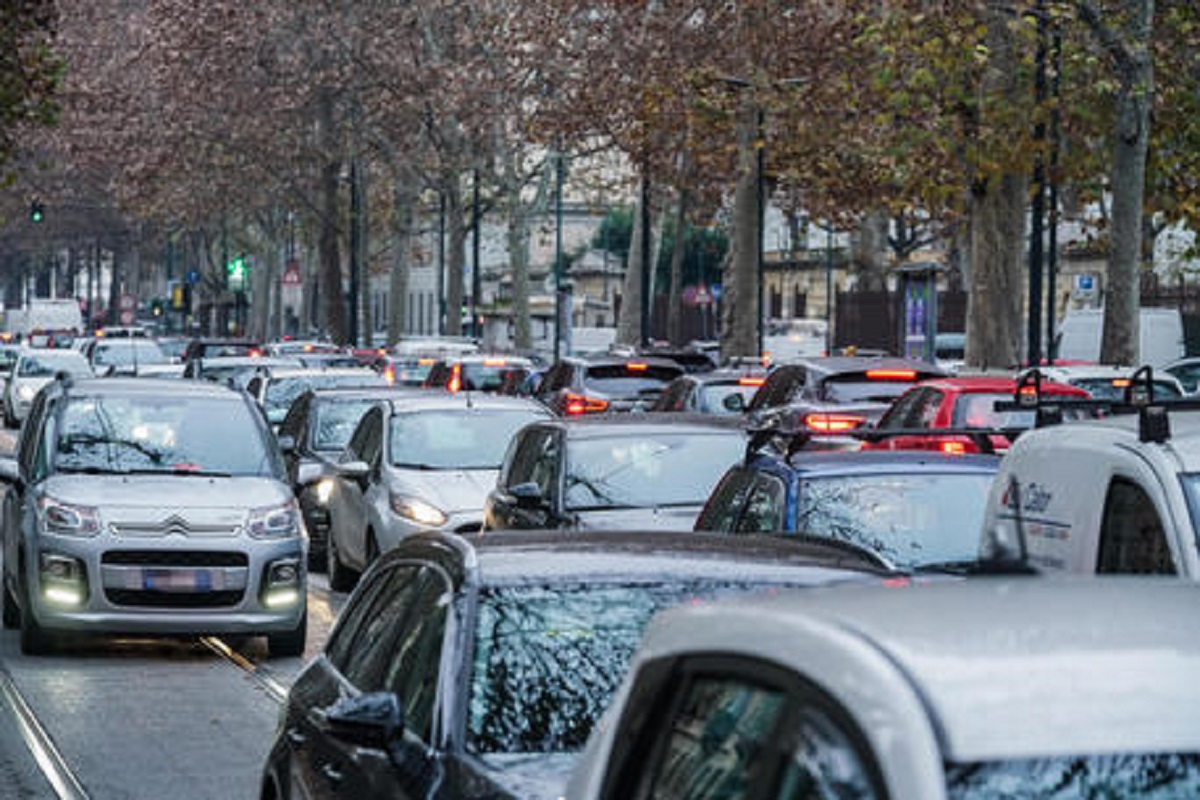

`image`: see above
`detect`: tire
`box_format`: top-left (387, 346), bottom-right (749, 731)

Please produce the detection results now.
top-left (306, 541), bottom-right (325, 573)
top-left (2, 577), bottom-right (19, 630)
top-left (326, 534), bottom-right (357, 593)
top-left (19, 575), bottom-right (55, 656)
top-left (267, 610), bottom-right (307, 659)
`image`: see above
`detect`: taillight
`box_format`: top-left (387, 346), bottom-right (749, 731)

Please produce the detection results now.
top-left (738, 377), bottom-right (765, 387)
top-left (383, 365), bottom-right (396, 385)
top-left (803, 413), bottom-right (865, 432)
top-left (483, 358), bottom-right (507, 367)
top-left (626, 361), bottom-right (648, 372)
top-left (248, 348), bottom-right (263, 358)
top-left (564, 393), bottom-right (610, 415)
top-left (865, 369), bottom-right (916, 381)
top-left (448, 364), bottom-right (462, 393)
top-left (1112, 378), bottom-right (1131, 388)
top-left (940, 441), bottom-right (967, 454)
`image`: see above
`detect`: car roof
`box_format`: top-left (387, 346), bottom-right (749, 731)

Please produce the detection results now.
top-left (642, 578), bottom-right (1200, 760)
top-left (530, 413), bottom-right (749, 438)
top-left (60, 376), bottom-right (242, 399)
top-left (787, 355), bottom-right (948, 376)
top-left (376, 530), bottom-right (893, 591)
top-left (563, 354), bottom-right (684, 369)
top-left (262, 367), bottom-right (380, 380)
top-left (1016, 406), bottom-right (1200, 463)
top-left (762, 449), bottom-right (1001, 475)
top-left (382, 392), bottom-right (551, 415)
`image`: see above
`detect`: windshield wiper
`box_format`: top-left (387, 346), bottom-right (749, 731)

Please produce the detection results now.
top-left (59, 433), bottom-right (166, 465)
top-left (127, 467), bottom-right (233, 478)
top-left (55, 465), bottom-right (132, 476)
top-left (392, 462), bottom-right (442, 470)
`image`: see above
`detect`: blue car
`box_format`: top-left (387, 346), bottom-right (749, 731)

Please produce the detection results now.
top-left (695, 448), bottom-right (1000, 572)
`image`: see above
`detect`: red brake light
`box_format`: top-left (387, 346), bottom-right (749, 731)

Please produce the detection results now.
top-left (626, 361), bottom-right (648, 372)
top-left (940, 441), bottom-right (968, 454)
top-left (803, 413), bottom-right (865, 432)
top-left (304, 343), bottom-right (314, 353)
top-left (447, 364), bottom-right (462, 393)
top-left (383, 365), bottom-right (396, 385)
top-left (738, 377), bottom-right (765, 387)
top-left (564, 393), bottom-right (610, 415)
top-left (1112, 378), bottom-right (1131, 388)
top-left (866, 369), bottom-right (916, 381)
top-left (248, 348), bottom-right (262, 358)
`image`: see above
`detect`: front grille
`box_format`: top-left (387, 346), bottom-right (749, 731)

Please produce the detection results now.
top-left (105, 589), bottom-right (245, 608)
top-left (110, 521), bottom-right (241, 538)
top-left (102, 550), bottom-right (248, 568)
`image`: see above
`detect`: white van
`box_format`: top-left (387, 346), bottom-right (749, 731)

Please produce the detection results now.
top-left (1055, 307), bottom-right (1184, 366)
top-left (980, 403), bottom-right (1200, 577)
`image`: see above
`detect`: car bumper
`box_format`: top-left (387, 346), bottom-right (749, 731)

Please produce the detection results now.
top-left (26, 534), bottom-right (306, 635)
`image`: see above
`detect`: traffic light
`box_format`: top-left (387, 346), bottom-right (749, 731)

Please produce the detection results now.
top-left (30, 201), bottom-right (44, 223)
top-left (226, 255), bottom-right (248, 291)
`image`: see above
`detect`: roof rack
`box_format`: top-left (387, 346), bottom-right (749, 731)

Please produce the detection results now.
top-left (744, 422), bottom-right (1025, 462)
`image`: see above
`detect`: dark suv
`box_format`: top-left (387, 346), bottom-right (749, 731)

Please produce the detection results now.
top-left (534, 355), bottom-right (684, 415)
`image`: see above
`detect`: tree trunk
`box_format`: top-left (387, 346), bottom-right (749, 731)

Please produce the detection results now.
top-left (723, 101), bottom-right (760, 361)
top-left (616, 181), bottom-right (649, 346)
top-left (1100, 8), bottom-right (1154, 366)
top-left (853, 210), bottom-right (889, 290)
top-left (667, 189), bottom-right (689, 345)
top-left (388, 173), bottom-right (417, 345)
top-left (444, 175), bottom-right (466, 337)
top-left (317, 90), bottom-right (346, 345)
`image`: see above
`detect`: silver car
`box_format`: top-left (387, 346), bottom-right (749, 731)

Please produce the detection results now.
top-left (0, 377), bottom-right (307, 656)
top-left (323, 393), bottom-right (552, 590)
top-left (3, 347), bottom-right (93, 426)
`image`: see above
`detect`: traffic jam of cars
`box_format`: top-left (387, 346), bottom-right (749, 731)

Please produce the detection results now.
top-left (1, 332), bottom-right (1199, 799)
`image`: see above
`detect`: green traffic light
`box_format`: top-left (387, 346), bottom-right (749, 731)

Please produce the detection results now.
top-left (30, 202), bottom-right (44, 223)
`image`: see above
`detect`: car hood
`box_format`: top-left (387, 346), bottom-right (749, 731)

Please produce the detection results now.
top-left (571, 504), bottom-right (704, 531)
top-left (40, 475), bottom-right (292, 533)
top-left (475, 752), bottom-right (577, 800)
top-left (389, 468), bottom-right (498, 515)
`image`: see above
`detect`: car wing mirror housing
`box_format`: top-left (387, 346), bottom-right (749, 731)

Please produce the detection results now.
top-left (509, 481), bottom-right (547, 510)
top-left (324, 692), bottom-right (404, 749)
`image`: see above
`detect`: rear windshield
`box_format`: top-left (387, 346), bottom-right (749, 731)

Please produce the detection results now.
top-left (1072, 378), bottom-right (1183, 400)
top-left (821, 374), bottom-right (930, 403)
top-left (945, 754), bottom-right (1200, 798)
top-left (796, 472), bottom-right (994, 569)
top-left (583, 364), bottom-right (682, 399)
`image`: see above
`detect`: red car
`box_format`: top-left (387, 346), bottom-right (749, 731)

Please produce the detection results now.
top-left (865, 375), bottom-right (1092, 454)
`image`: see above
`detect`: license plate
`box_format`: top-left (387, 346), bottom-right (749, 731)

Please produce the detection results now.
top-left (142, 568), bottom-right (212, 592)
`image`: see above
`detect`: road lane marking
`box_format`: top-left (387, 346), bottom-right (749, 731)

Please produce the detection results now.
top-left (200, 637), bottom-right (289, 705)
top-left (0, 665), bottom-right (89, 800)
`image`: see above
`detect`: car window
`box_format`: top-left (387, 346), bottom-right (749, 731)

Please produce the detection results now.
top-left (1097, 478), bottom-right (1176, 575)
top-left (910, 389), bottom-right (943, 428)
top-left (639, 675), bottom-right (786, 800)
top-left (564, 432), bottom-right (744, 510)
top-left (774, 706), bottom-right (880, 800)
top-left (324, 565), bottom-right (411, 672)
top-left (875, 387), bottom-right (924, 430)
top-left (1167, 362), bottom-right (1200, 393)
top-left (382, 571), bottom-right (451, 743)
top-left (277, 392), bottom-right (309, 442)
top-left (51, 392), bottom-right (279, 477)
top-left (312, 398), bottom-right (379, 451)
top-left (735, 472), bottom-right (788, 533)
top-left (504, 427), bottom-right (558, 495)
top-left (344, 408), bottom-right (382, 464)
top-left (388, 408), bottom-right (546, 470)
top-left (945, 754), bottom-right (1200, 798)
top-left (694, 468), bottom-right (756, 532)
top-left (333, 565), bottom-right (424, 690)
top-left (796, 471), bottom-right (995, 569)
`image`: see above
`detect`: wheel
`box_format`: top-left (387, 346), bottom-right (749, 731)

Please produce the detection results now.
top-left (267, 610), bottom-right (307, 659)
top-left (326, 534), bottom-right (357, 593)
top-left (306, 541), bottom-right (325, 573)
top-left (19, 574), bottom-right (55, 655)
top-left (2, 576), bottom-right (19, 629)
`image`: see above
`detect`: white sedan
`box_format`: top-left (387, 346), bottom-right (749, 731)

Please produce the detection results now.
top-left (3, 348), bottom-right (93, 426)
top-left (568, 578), bottom-right (1200, 799)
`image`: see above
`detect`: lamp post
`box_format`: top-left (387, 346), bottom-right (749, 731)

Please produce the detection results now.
top-left (825, 225), bottom-right (834, 356)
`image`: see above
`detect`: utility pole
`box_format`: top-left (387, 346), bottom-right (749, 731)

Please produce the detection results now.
top-left (554, 153), bottom-right (568, 359)
top-left (640, 174), bottom-right (652, 347)
top-left (472, 168), bottom-right (481, 340)
top-left (437, 193), bottom-right (446, 335)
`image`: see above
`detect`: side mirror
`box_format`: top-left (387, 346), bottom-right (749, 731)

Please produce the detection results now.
top-left (337, 460), bottom-right (371, 486)
top-left (722, 393), bottom-right (746, 413)
top-left (509, 481), bottom-right (547, 510)
top-left (324, 692), bottom-right (404, 749)
top-left (295, 460), bottom-right (324, 487)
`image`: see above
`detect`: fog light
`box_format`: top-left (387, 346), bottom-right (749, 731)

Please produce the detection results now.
top-left (40, 553), bottom-right (85, 583)
top-left (270, 563), bottom-right (298, 585)
top-left (265, 588), bottom-right (300, 608)
top-left (44, 585), bottom-right (84, 607)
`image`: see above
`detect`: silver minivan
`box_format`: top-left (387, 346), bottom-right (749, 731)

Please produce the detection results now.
top-left (0, 376), bottom-right (307, 655)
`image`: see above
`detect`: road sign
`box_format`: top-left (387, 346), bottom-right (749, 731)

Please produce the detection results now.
top-left (282, 260), bottom-right (302, 286)
top-left (119, 294), bottom-right (135, 311)
top-left (185, 269), bottom-right (201, 285)
top-left (119, 310), bottom-right (135, 325)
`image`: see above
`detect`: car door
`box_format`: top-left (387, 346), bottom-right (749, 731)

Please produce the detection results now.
top-left (328, 408), bottom-right (385, 572)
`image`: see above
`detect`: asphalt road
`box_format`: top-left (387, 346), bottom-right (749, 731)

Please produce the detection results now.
top-left (0, 425), bottom-right (351, 800)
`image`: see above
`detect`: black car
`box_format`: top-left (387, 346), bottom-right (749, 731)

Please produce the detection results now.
top-left (483, 415), bottom-right (746, 532)
top-left (276, 385), bottom-right (416, 568)
top-left (746, 355), bottom-right (947, 434)
top-left (651, 368), bottom-right (769, 416)
top-left (259, 529), bottom-right (891, 800)
top-left (534, 354), bottom-right (684, 415)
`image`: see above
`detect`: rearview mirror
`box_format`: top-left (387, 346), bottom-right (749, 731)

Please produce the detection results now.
top-left (324, 692), bottom-right (404, 749)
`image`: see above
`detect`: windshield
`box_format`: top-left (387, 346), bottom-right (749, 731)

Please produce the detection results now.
top-left (796, 472), bottom-right (994, 569)
top-left (388, 408), bottom-right (544, 469)
top-left (50, 393), bottom-right (280, 477)
top-left (92, 341), bottom-right (169, 367)
top-left (312, 398), bottom-right (380, 451)
top-left (945, 754), bottom-right (1200, 798)
top-left (263, 373), bottom-right (386, 419)
top-left (564, 432), bottom-right (743, 510)
top-left (468, 579), bottom-right (804, 756)
top-left (18, 352), bottom-right (91, 378)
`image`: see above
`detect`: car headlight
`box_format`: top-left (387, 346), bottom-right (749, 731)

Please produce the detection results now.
top-left (37, 497), bottom-right (101, 537)
top-left (247, 502), bottom-right (302, 539)
top-left (390, 494), bottom-right (447, 527)
top-left (315, 477), bottom-right (335, 505)
top-left (17, 384), bottom-right (36, 402)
